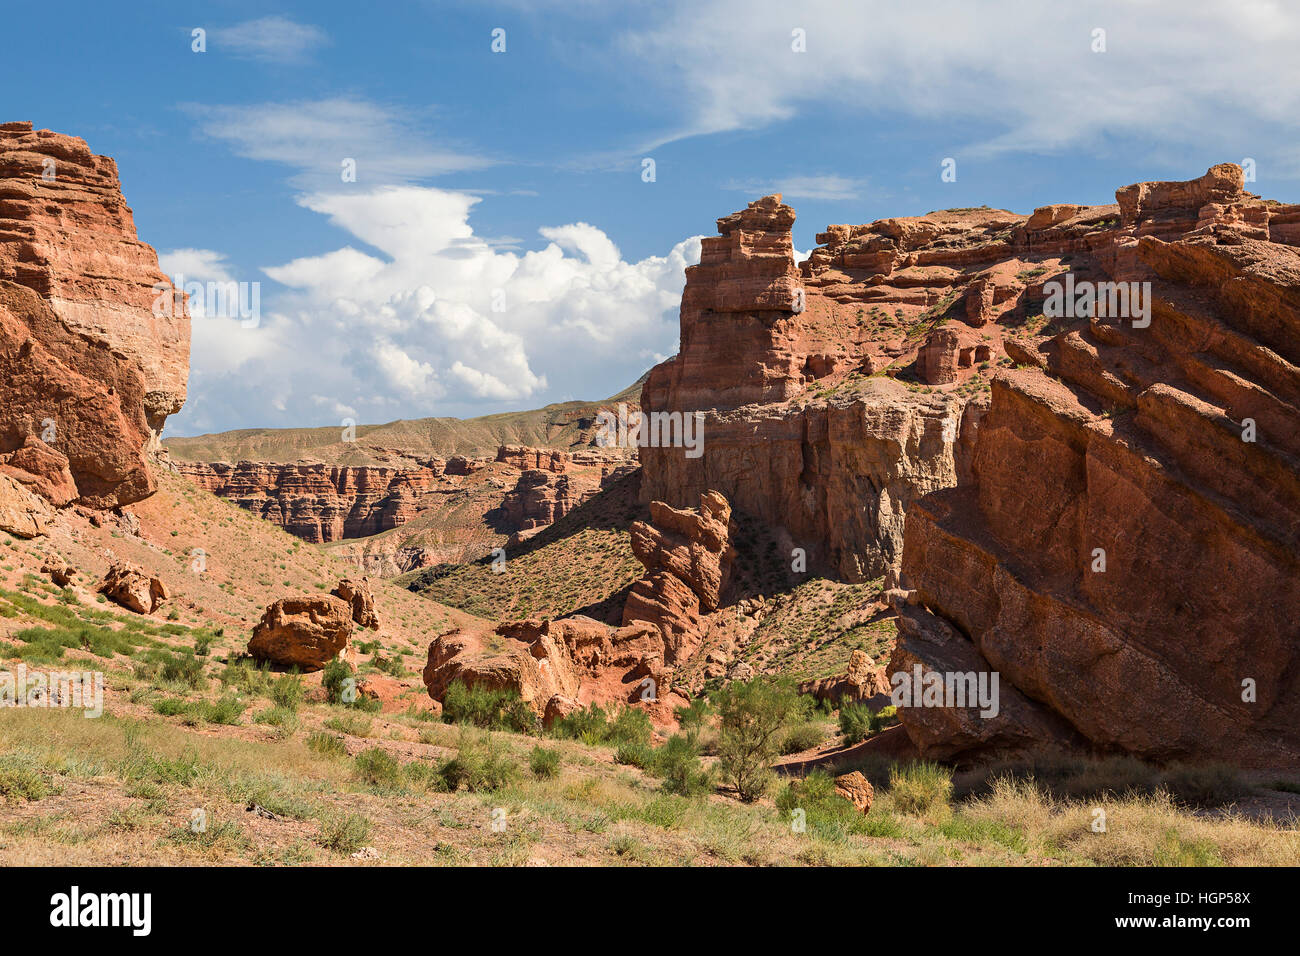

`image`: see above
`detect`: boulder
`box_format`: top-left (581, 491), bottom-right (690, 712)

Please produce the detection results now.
top-left (248, 595), bottom-right (354, 671)
top-left (833, 771), bottom-right (874, 814)
top-left (39, 558), bottom-right (74, 587)
top-left (0, 472), bottom-right (52, 538)
top-left (99, 562), bottom-right (167, 614)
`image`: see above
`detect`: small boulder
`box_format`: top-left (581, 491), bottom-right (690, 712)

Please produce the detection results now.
top-left (40, 558), bottom-right (74, 588)
top-left (99, 562), bottom-right (168, 614)
top-left (833, 771), bottom-right (875, 814)
top-left (248, 595), bottom-right (354, 672)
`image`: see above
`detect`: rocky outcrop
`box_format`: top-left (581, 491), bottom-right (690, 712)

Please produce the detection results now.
top-left (248, 595), bottom-right (353, 672)
top-left (639, 193), bottom-right (1009, 580)
top-left (622, 491), bottom-right (735, 659)
top-left (332, 577), bottom-right (379, 630)
top-left (797, 649), bottom-right (891, 706)
top-left (889, 165), bottom-right (1300, 769)
top-left (422, 614), bottom-right (691, 725)
top-left (0, 122), bottom-right (189, 510)
top-left (99, 562), bottom-right (168, 615)
top-left (176, 448), bottom-right (609, 547)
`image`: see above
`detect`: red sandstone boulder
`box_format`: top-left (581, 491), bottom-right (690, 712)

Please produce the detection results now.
top-left (833, 771), bottom-right (874, 814)
top-left (40, 558), bottom-right (74, 587)
top-left (0, 473), bottom-right (52, 538)
top-left (798, 649), bottom-right (891, 706)
top-left (99, 562), bottom-right (168, 615)
top-left (248, 595), bottom-right (353, 672)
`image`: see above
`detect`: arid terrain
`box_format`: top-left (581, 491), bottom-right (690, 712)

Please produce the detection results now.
top-left (1, 122), bottom-right (1297, 867)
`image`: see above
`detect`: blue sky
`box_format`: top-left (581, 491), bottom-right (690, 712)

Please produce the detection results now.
top-left (9, 1), bottom-right (1300, 435)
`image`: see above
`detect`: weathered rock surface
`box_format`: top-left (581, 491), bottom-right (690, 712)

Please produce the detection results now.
top-left (99, 561), bottom-right (168, 615)
top-left (0, 122), bottom-right (189, 510)
top-left (248, 595), bottom-right (353, 671)
top-left (890, 165), bottom-right (1300, 768)
top-left (833, 771), bottom-right (875, 814)
top-left (622, 491), bottom-right (736, 659)
top-left (332, 577), bottom-right (379, 630)
top-left (798, 649), bottom-right (891, 706)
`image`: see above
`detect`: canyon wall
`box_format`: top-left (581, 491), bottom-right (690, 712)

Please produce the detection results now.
top-left (0, 121), bottom-right (189, 514)
top-left (891, 165), bottom-right (1300, 769)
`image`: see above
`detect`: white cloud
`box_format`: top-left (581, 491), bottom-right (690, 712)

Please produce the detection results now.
top-left (724, 174), bottom-right (865, 201)
top-left (210, 16), bottom-right (329, 63)
top-left (169, 187), bottom-right (702, 435)
top-left (615, 0), bottom-right (1300, 163)
top-left (185, 98), bottom-right (492, 188)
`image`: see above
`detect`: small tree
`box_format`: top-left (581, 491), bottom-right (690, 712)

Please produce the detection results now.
top-left (714, 677), bottom-right (799, 802)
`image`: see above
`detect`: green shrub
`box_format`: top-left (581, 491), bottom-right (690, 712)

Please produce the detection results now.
top-left (322, 657), bottom-right (355, 705)
top-left (607, 707), bottom-right (653, 747)
top-left (714, 677), bottom-right (799, 802)
top-left (306, 732), bottom-right (348, 758)
top-left (441, 680), bottom-right (536, 733)
top-left (270, 673), bottom-right (304, 711)
top-left (888, 761), bottom-right (953, 817)
top-left (136, 649), bottom-right (206, 689)
top-left (838, 702), bottom-right (874, 745)
top-left (438, 730), bottom-right (518, 793)
top-left (529, 745), bottom-right (561, 779)
top-left (318, 812), bottom-right (371, 854)
top-left (550, 703), bottom-right (610, 742)
top-left (650, 733), bottom-right (712, 797)
top-left (779, 722), bottom-right (827, 755)
top-left (219, 658), bottom-right (271, 696)
top-left (615, 741), bottom-right (654, 768)
top-left (324, 712), bottom-right (373, 737)
top-left (353, 747), bottom-right (403, 790)
top-left (0, 764), bottom-right (52, 803)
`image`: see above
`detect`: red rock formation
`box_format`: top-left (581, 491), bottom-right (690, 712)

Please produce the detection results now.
top-left (248, 595), bottom-right (354, 672)
top-left (332, 577), bottom-right (379, 630)
top-left (622, 491), bottom-right (736, 659)
top-left (99, 561), bottom-right (168, 615)
top-left (890, 165), bottom-right (1300, 769)
top-left (496, 444), bottom-right (567, 472)
top-left (0, 121), bottom-right (189, 512)
top-left (797, 649), bottom-right (891, 706)
top-left (498, 469), bottom-right (594, 530)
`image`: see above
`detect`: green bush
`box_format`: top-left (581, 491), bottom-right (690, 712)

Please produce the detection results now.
top-left (779, 722), bottom-right (827, 755)
top-left (270, 673), bottom-right (305, 711)
top-left (550, 703), bottom-right (610, 742)
top-left (318, 812), bottom-right (371, 854)
top-left (322, 658), bottom-right (356, 705)
top-left (529, 745), bottom-right (561, 779)
top-left (306, 732), bottom-right (348, 758)
top-left (607, 707), bottom-right (653, 747)
top-left (888, 761), bottom-right (953, 817)
top-left (615, 740), bottom-right (654, 769)
top-left (353, 747), bottom-right (404, 790)
top-left (838, 702), bottom-right (874, 745)
top-left (441, 680), bottom-right (536, 733)
top-left (438, 730), bottom-right (518, 793)
top-left (650, 733), bottom-right (712, 797)
top-left (714, 677), bottom-right (800, 802)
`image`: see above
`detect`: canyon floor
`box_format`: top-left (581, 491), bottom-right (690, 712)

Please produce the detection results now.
top-left (0, 469), bottom-right (1296, 866)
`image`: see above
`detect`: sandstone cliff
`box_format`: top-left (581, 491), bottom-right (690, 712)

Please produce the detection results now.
top-left (890, 164), bottom-right (1300, 769)
top-left (0, 121), bottom-right (190, 512)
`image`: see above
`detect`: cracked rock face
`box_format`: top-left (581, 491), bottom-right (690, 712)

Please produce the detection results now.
top-left (890, 165), bottom-right (1300, 769)
top-left (0, 121), bottom-right (190, 510)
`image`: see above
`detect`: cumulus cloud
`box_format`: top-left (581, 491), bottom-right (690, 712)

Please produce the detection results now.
top-left (168, 187), bottom-right (701, 435)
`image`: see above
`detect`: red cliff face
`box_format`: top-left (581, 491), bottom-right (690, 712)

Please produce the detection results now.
top-left (891, 164), bottom-right (1300, 769)
top-left (0, 121), bottom-right (190, 511)
top-left (175, 444), bottom-right (607, 549)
